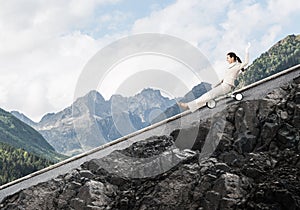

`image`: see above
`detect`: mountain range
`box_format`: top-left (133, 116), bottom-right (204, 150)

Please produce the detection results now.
top-left (12, 82), bottom-right (210, 156)
top-left (14, 88), bottom-right (181, 156)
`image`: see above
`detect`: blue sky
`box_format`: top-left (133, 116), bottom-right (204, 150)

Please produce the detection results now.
top-left (79, 0), bottom-right (176, 37)
top-left (0, 0), bottom-right (299, 121)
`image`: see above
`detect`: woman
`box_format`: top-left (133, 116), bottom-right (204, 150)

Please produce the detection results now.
top-left (178, 43), bottom-right (251, 112)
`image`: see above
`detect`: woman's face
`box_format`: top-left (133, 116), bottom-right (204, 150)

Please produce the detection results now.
top-left (226, 55), bottom-right (235, 64)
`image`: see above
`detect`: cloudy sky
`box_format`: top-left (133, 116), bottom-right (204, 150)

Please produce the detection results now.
top-left (0, 0), bottom-right (299, 121)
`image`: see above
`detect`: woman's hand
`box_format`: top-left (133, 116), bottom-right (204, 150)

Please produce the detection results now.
top-left (177, 102), bottom-right (189, 110)
top-left (246, 42), bottom-right (251, 52)
top-left (213, 80), bottom-right (223, 88)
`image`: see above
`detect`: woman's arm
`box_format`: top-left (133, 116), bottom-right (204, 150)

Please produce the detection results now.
top-left (240, 43), bottom-right (251, 69)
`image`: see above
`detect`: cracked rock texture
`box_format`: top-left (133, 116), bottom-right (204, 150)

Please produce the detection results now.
top-left (1, 77), bottom-right (300, 210)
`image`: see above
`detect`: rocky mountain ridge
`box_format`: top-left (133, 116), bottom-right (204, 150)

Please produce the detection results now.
top-left (28, 88), bottom-right (177, 156)
top-left (10, 111), bottom-right (37, 127)
top-left (12, 83), bottom-right (210, 156)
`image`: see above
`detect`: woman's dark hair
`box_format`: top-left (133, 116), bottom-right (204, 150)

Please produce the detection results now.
top-left (227, 52), bottom-right (244, 71)
top-left (227, 52), bottom-right (242, 63)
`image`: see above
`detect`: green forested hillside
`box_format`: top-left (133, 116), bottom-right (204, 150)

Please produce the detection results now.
top-left (0, 108), bottom-right (66, 162)
top-left (0, 142), bottom-right (54, 185)
top-left (237, 34), bottom-right (300, 87)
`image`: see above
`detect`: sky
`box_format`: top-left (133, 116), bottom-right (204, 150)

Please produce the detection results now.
top-left (0, 0), bottom-right (299, 122)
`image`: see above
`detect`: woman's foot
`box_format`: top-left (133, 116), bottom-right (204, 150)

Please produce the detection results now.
top-left (177, 102), bottom-right (189, 110)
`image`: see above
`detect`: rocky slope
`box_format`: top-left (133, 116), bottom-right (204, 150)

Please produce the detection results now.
top-left (1, 76), bottom-right (299, 209)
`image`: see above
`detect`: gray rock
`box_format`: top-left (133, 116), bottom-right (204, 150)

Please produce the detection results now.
top-left (234, 133), bottom-right (257, 153)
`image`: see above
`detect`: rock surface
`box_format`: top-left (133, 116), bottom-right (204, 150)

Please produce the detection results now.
top-left (1, 78), bottom-right (299, 209)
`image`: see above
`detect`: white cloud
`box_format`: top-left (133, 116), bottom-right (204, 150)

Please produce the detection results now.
top-left (131, 0), bottom-right (300, 80)
top-left (0, 0), bottom-right (123, 121)
top-left (102, 11), bottom-right (132, 31)
top-left (0, 33), bottom-right (97, 121)
top-left (97, 54), bottom-right (203, 99)
top-left (260, 25), bottom-right (283, 49)
top-left (132, 0), bottom-right (233, 49)
top-left (267, 0), bottom-right (300, 18)
top-left (0, 0), bottom-right (299, 121)
top-left (0, 30), bottom-right (128, 121)
top-left (0, 0), bottom-right (121, 55)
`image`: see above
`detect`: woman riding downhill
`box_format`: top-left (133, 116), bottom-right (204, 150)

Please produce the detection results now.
top-left (178, 43), bottom-right (251, 112)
